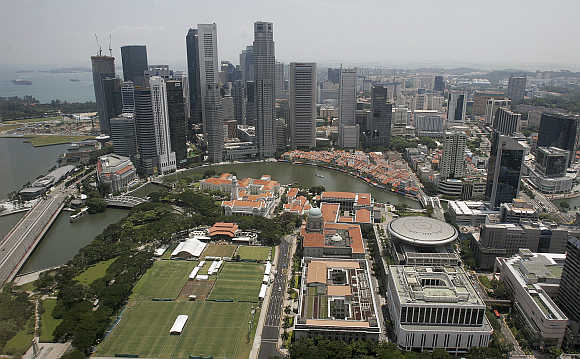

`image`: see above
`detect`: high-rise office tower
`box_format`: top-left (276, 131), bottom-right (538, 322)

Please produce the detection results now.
top-left (328, 68), bottom-right (341, 84)
top-left (275, 118), bottom-right (288, 152)
top-left (102, 77), bottom-right (122, 133)
top-left (557, 237), bottom-right (580, 323)
top-left (253, 21), bottom-right (276, 158)
top-left (537, 112), bottom-right (580, 167)
top-left (433, 75), bottom-right (445, 92)
top-left (507, 76), bottom-right (526, 105)
top-left (338, 68), bottom-right (358, 148)
top-left (149, 76), bottom-right (176, 174)
top-left (275, 61), bottom-right (285, 99)
top-left (485, 98), bottom-right (511, 125)
top-left (110, 113), bottom-right (138, 159)
top-left (240, 46), bottom-right (254, 84)
top-left (198, 23), bottom-right (223, 163)
top-left (447, 92), bottom-right (466, 123)
top-left (369, 85), bottom-right (392, 147)
top-left (493, 107), bottom-right (521, 135)
top-left (90, 55), bottom-right (115, 135)
top-left (440, 131), bottom-right (467, 179)
top-left (289, 62), bottom-right (316, 149)
top-left (186, 28), bottom-right (202, 129)
top-left (232, 80), bottom-right (246, 125)
top-left (121, 81), bottom-right (136, 114)
top-left (166, 80), bottom-right (187, 166)
top-left (245, 81), bottom-right (257, 126)
top-left (134, 87), bottom-right (157, 176)
top-left (121, 45), bottom-right (148, 87)
top-left (486, 135), bottom-right (528, 208)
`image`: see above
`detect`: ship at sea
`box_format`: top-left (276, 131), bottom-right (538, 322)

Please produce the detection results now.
top-left (11, 79), bottom-right (32, 85)
top-left (69, 79), bottom-right (80, 82)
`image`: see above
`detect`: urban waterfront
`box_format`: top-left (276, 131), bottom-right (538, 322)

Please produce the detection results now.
top-left (180, 161), bottom-right (421, 208)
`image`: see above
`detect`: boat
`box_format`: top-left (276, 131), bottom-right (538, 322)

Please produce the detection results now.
top-left (70, 207), bottom-right (88, 222)
top-left (11, 79), bottom-right (32, 85)
top-left (69, 78), bottom-right (80, 82)
top-left (315, 174), bottom-right (325, 178)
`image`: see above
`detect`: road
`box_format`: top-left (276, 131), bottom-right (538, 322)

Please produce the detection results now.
top-left (258, 234), bottom-right (291, 359)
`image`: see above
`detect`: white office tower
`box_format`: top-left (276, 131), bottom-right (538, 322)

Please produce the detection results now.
top-left (338, 68), bottom-right (358, 148)
top-left (149, 76), bottom-right (177, 174)
top-left (447, 92), bottom-right (466, 123)
top-left (275, 61), bottom-right (286, 99)
top-left (289, 62), bottom-right (317, 149)
top-left (198, 23), bottom-right (223, 163)
top-left (440, 131), bottom-right (467, 179)
top-left (392, 107), bottom-right (409, 136)
top-left (121, 81), bottom-right (135, 114)
top-left (485, 98), bottom-right (511, 125)
top-left (254, 21), bottom-right (276, 158)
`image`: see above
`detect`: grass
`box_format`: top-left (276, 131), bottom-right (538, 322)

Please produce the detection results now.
top-left (23, 135), bottom-right (94, 147)
top-left (208, 263), bottom-right (264, 302)
top-left (3, 116), bottom-right (62, 124)
top-left (40, 299), bottom-right (62, 343)
top-left (202, 244), bottom-right (237, 258)
top-left (74, 257), bottom-right (117, 286)
top-left (129, 183), bottom-right (166, 199)
top-left (16, 280), bottom-right (36, 292)
top-left (237, 246), bottom-right (272, 261)
top-left (95, 301), bottom-right (258, 359)
top-left (0, 124), bottom-right (22, 132)
top-left (2, 317), bottom-right (34, 356)
top-left (131, 260), bottom-right (197, 300)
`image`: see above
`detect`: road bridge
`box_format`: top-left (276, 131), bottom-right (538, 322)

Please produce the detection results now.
top-left (105, 196), bottom-right (147, 208)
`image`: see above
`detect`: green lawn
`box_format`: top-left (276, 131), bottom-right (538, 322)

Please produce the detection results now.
top-left (2, 317), bottom-right (34, 356)
top-left (237, 246), bottom-right (272, 261)
top-left (208, 263), bottom-right (264, 302)
top-left (40, 299), bottom-right (62, 343)
top-left (95, 301), bottom-right (257, 359)
top-left (3, 116), bottom-right (62, 124)
top-left (74, 258), bottom-right (117, 286)
top-left (23, 135), bottom-right (94, 147)
top-left (202, 244), bottom-right (237, 258)
top-left (131, 260), bottom-right (197, 300)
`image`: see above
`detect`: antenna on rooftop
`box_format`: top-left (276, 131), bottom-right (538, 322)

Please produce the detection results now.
top-left (108, 34), bottom-right (112, 57)
top-left (94, 34), bottom-right (102, 56)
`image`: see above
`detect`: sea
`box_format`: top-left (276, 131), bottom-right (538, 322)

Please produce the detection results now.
top-left (0, 65), bottom-right (95, 103)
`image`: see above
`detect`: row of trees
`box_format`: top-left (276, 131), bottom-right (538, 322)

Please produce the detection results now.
top-left (0, 96), bottom-right (96, 120)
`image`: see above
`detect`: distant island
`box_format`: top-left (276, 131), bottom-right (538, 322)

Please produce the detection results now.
top-left (11, 79), bottom-right (32, 85)
top-left (40, 67), bottom-right (91, 74)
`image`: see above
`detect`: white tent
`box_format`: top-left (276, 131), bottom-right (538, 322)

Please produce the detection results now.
top-left (169, 315), bottom-right (188, 335)
top-left (189, 267), bottom-right (200, 280)
top-left (259, 284), bottom-right (267, 301)
top-left (264, 262), bottom-right (272, 276)
top-left (171, 238), bottom-right (207, 258)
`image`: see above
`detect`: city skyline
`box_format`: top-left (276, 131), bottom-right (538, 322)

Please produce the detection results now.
top-left (2, 0), bottom-right (580, 69)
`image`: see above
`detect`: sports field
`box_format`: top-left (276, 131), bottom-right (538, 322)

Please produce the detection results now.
top-left (95, 301), bottom-right (260, 359)
top-left (237, 246), bottom-right (272, 261)
top-left (201, 244), bottom-right (237, 258)
top-left (131, 260), bottom-right (196, 300)
top-left (209, 262), bottom-right (264, 302)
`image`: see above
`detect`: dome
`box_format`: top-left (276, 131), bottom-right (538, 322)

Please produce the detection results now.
top-left (387, 216), bottom-right (458, 247)
top-left (308, 207), bottom-right (322, 218)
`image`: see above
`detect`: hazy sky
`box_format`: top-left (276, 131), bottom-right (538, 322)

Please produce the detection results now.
top-left (1, 0), bottom-right (579, 70)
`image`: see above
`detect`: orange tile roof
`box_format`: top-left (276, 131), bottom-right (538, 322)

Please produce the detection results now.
top-left (208, 222), bottom-right (239, 238)
top-left (327, 285), bottom-right (352, 296)
top-left (222, 200), bottom-right (263, 209)
top-left (322, 191), bottom-right (356, 200)
top-left (321, 203), bottom-right (340, 223)
top-left (287, 187), bottom-right (299, 199)
top-left (339, 216), bottom-right (353, 223)
top-left (355, 209), bottom-right (371, 224)
top-left (204, 177), bottom-right (231, 185)
top-left (303, 232), bottom-right (325, 248)
top-left (356, 193), bottom-right (371, 206)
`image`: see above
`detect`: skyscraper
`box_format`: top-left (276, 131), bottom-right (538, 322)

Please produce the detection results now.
top-left (149, 76), bottom-right (177, 174)
top-left (240, 45), bottom-right (255, 84)
top-left (557, 236), bottom-right (580, 323)
top-left (537, 112), bottom-right (580, 167)
top-left (198, 23), bottom-right (223, 163)
top-left (232, 80), bottom-right (246, 125)
top-left (440, 131), bottom-right (467, 179)
top-left (447, 92), bottom-right (466, 123)
top-left (253, 21), bottom-right (276, 158)
top-left (493, 107), bottom-right (521, 135)
top-left (338, 68), bottom-right (358, 148)
top-left (507, 76), bottom-right (526, 105)
top-left (134, 87), bottom-right (157, 176)
top-left (121, 81), bottom-right (136, 114)
top-left (368, 85), bottom-right (392, 147)
top-left (110, 113), bottom-right (138, 159)
top-left (328, 68), bottom-right (341, 84)
top-left (121, 45), bottom-right (148, 87)
top-left (186, 28), bottom-right (202, 129)
top-left (275, 61), bottom-right (285, 99)
top-left (102, 77), bottom-right (122, 133)
top-left (289, 62), bottom-right (316, 149)
top-left (166, 80), bottom-right (187, 166)
top-left (90, 55), bottom-right (115, 135)
top-left (245, 81), bottom-right (257, 126)
top-left (433, 75), bottom-right (445, 92)
top-left (485, 98), bottom-right (511, 125)
top-left (486, 135), bottom-right (528, 208)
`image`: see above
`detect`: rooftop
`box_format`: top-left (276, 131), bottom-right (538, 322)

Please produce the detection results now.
top-left (388, 216), bottom-right (458, 247)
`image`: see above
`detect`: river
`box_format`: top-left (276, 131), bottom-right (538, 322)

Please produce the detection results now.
top-left (179, 161), bottom-right (421, 208)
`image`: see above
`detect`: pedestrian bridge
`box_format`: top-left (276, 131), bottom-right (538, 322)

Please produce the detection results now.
top-left (105, 196), bottom-right (148, 208)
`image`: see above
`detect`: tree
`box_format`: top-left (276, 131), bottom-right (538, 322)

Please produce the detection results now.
top-left (86, 198), bottom-right (106, 214)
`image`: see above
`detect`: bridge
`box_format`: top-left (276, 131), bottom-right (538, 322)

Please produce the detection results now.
top-left (0, 193), bottom-right (68, 285)
top-left (105, 196), bottom-right (148, 208)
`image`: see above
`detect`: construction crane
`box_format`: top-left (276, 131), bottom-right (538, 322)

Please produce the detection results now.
top-left (94, 34), bottom-right (102, 56)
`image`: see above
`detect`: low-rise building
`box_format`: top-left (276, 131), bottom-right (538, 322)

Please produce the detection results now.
top-left (387, 265), bottom-right (492, 353)
top-left (96, 154), bottom-right (137, 193)
top-left (495, 249), bottom-right (568, 347)
top-left (320, 191), bottom-right (373, 212)
top-left (448, 201), bottom-right (498, 226)
top-left (294, 258), bottom-right (381, 341)
top-left (499, 199), bottom-right (539, 223)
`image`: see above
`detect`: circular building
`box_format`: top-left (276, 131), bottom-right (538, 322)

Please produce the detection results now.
top-left (388, 216), bottom-right (458, 247)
